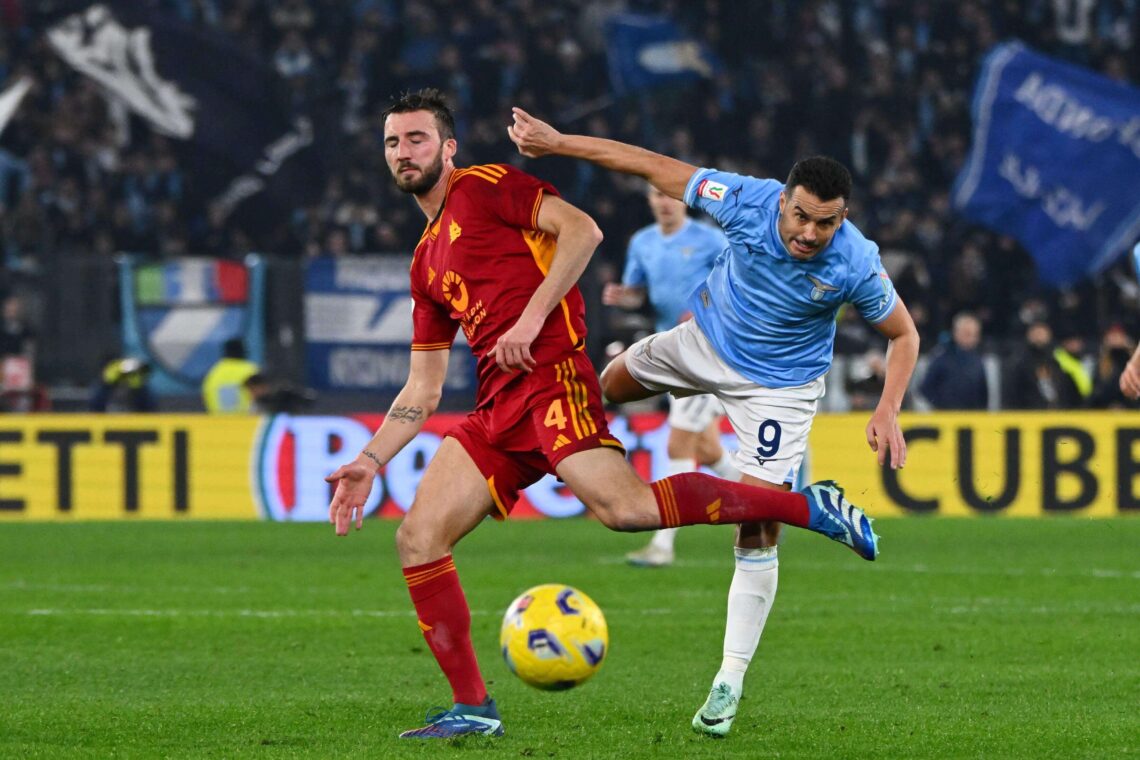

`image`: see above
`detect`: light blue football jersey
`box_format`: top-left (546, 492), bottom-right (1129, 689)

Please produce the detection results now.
top-left (621, 218), bottom-right (727, 332)
top-left (682, 168), bottom-right (898, 388)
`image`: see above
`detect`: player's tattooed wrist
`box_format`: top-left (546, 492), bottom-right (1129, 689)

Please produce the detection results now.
top-left (361, 450), bottom-right (383, 468)
top-left (389, 405), bottom-right (425, 423)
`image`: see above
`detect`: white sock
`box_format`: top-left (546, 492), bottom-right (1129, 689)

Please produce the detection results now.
top-left (713, 546), bottom-right (778, 695)
top-left (649, 527), bottom-right (678, 551)
top-left (651, 458), bottom-right (695, 552)
top-left (709, 452), bottom-right (739, 480)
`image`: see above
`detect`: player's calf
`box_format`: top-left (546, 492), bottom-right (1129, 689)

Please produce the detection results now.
top-left (580, 488), bottom-right (662, 532)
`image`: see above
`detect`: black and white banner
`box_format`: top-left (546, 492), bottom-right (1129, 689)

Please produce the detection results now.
top-left (44, 2), bottom-right (329, 229)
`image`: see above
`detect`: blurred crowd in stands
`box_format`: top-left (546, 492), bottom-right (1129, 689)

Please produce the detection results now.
top-left (0, 0), bottom-right (1138, 409)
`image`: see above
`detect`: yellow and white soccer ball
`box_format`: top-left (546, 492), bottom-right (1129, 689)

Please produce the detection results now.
top-left (500, 584), bottom-right (608, 690)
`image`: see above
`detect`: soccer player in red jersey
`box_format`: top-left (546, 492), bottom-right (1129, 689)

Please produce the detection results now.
top-left (325, 89), bottom-right (878, 740)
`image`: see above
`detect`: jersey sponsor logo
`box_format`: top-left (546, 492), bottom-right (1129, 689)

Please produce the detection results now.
top-left (449, 218), bottom-right (462, 243)
top-left (697, 179), bottom-right (728, 201)
top-left (441, 270), bottom-right (469, 312)
top-left (459, 300), bottom-right (487, 342)
top-left (806, 274), bottom-right (839, 302)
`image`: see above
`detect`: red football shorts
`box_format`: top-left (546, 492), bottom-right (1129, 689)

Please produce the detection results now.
top-left (447, 351), bottom-right (626, 518)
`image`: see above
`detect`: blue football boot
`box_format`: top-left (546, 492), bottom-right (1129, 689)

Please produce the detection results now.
top-left (398, 697), bottom-right (504, 739)
top-left (801, 480), bottom-right (880, 560)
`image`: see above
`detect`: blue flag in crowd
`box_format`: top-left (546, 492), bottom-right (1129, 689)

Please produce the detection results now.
top-left (604, 13), bottom-right (720, 95)
top-left (953, 42), bottom-right (1140, 287)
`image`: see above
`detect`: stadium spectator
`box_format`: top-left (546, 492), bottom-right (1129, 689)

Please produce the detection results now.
top-left (1004, 321), bottom-right (1081, 409)
top-left (919, 311), bottom-right (989, 410)
top-left (1091, 327), bottom-right (1138, 409)
top-left (90, 357), bottom-right (156, 413)
top-left (845, 347), bottom-right (890, 412)
top-left (0, 1), bottom-right (1137, 392)
top-left (0, 292), bottom-right (46, 411)
top-left (1054, 330), bottom-right (1094, 402)
top-left (0, 293), bottom-right (34, 361)
top-left (201, 338), bottom-right (260, 413)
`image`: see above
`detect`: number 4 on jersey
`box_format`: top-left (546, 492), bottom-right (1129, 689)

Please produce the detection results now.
top-left (544, 399), bottom-right (567, 430)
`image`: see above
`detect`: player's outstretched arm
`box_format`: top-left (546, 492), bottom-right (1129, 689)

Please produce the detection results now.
top-left (490, 194), bottom-right (603, 373)
top-left (1120, 344), bottom-right (1140, 400)
top-left (508, 107), bottom-right (696, 201)
top-left (601, 283), bottom-right (647, 309)
top-left (325, 349), bottom-right (448, 535)
top-left (867, 299), bottom-right (920, 469)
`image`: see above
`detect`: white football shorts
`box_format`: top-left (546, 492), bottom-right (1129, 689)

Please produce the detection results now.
top-left (667, 393), bottom-right (723, 433)
top-left (625, 320), bottom-right (824, 485)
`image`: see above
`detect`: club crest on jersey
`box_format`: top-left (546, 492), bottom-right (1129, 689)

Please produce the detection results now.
top-left (806, 274), bottom-right (839, 302)
top-left (697, 179), bottom-right (728, 202)
top-left (442, 270), bottom-right (469, 312)
top-left (449, 219), bottom-right (462, 243)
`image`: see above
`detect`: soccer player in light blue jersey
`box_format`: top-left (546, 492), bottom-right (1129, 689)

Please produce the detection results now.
top-left (604, 186), bottom-right (739, 567)
top-left (509, 108), bottom-right (920, 737)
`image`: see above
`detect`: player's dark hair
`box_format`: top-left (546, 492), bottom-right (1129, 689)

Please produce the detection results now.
top-left (381, 88), bottom-right (456, 142)
top-left (222, 338), bottom-right (246, 359)
top-left (785, 156), bottom-right (852, 205)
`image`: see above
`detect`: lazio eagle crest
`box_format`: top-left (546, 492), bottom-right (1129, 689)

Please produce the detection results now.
top-left (807, 274), bottom-right (839, 302)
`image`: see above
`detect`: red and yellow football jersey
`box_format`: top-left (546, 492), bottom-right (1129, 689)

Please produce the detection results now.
top-left (409, 163), bottom-right (588, 408)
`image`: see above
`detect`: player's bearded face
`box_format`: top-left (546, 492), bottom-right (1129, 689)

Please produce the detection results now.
top-left (778, 188), bottom-right (847, 261)
top-left (392, 146), bottom-right (445, 195)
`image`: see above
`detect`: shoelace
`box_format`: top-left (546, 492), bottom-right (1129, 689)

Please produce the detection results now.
top-left (422, 706), bottom-right (458, 724)
top-left (705, 683), bottom-right (735, 715)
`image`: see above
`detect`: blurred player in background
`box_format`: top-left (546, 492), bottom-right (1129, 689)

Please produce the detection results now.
top-left (603, 186), bottom-right (737, 567)
top-left (324, 89), bottom-right (881, 740)
top-left (509, 108), bottom-right (919, 737)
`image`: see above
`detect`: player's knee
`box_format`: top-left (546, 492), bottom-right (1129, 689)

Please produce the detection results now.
top-left (666, 437), bottom-right (695, 461)
top-left (693, 438), bottom-right (720, 465)
top-left (598, 362), bottom-right (621, 403)
top-left (395, 515), bottom-right (443, 562)
top-left (394, 519), bottom-right (417, 555)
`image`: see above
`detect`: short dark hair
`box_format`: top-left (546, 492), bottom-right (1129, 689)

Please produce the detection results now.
top-left (785, 156), bottom-right (852, 205)
top-left (223, 338), bottom-right (246, 359)
top-left (381, 88), bottom-right (456, 142)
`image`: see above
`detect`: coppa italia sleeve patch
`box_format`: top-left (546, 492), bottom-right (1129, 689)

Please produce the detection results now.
top-left (696, 179), bottom-right (728, 201)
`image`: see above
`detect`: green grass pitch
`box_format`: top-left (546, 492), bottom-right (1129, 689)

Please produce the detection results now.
top-left (1, 517), bottom-right (1137, 758)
